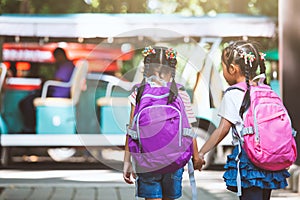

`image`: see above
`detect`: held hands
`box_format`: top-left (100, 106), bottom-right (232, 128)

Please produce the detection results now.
top-left (123, 161), bottom-right (136, 184)
top-left (192, 152), bottom-right (206, 171)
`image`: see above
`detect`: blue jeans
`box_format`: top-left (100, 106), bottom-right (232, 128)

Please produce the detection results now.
top-left (137, 168), bottom-right (184, 199)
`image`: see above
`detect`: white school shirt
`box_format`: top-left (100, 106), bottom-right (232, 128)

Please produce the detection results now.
top-left (128, 82), bottom-right (196, 124)
top-left (218, 88), bottom-right (245, 138)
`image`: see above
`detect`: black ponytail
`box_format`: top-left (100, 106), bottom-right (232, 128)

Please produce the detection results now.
top-left (239, 64), bottom-right (251, 118)
top-left (136, 56), bottom-right (150, 105)
top-left (168, 59), bottom-right (178, 104)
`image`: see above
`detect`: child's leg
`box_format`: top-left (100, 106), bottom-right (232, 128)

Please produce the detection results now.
top-left (137, 173), bottom-right (163, 199)
top-left (239, 187), bottom-right (271, 200)
top-left (161, 168), bottom-right (184, 200)
top-left (263, 189), bottom-right (272, 200)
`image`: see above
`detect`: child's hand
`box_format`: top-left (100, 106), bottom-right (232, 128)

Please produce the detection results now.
top-left (198, 152), bottom-right (206, 171)
top-left (123, 161), bottom-right (136, 184)
top-left (192, 156), bottom-right (205, 171)
top-left (192, 156), bottom-right (200, 170)
top-left (193, 153), bottom-right (206, 171)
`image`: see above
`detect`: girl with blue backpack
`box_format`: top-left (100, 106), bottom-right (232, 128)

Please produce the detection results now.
top-left (123, 46), bottom-right (202, 200)
top-left (197, 40), bottom-right (295, 200)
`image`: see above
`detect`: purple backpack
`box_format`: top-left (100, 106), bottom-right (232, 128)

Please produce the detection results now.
top-left (127, 82), bottom-right (195, 173)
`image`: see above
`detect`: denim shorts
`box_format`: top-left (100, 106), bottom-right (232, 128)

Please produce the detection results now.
top-left (137, 168), bottom-right (184, 199)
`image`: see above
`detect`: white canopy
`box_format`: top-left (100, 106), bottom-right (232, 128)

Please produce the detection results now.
top-left (0, 13), bottom-right (276, 39)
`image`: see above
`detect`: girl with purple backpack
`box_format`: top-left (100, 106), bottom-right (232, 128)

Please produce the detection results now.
top-left (123, 46), bottom-right (202, 200)
top-left (197, 40), bottom-right (291, 200)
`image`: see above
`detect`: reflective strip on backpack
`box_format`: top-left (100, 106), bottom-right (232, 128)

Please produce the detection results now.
top-left (240, 127), bottom-right (254, 136)
top-left (141, 93), bottom-right (170, 99)
top-left (132, 158), bottom-right (139, 200)
top-left (183, 128), bottom-right (197, 138)
top-left (231, 126), bottom-right (243, 145)
top-left (188, 159), bottom-right (198, 200)
top-left (235, 144), bottom-right (242, 197)
top-left (292, 129), bottom-right (297, 137)
top-left (231, 125), bottom-right (243, 196)
top-left (127, 126), bottom-right (138, 140)
top-left (135, 177), bottom-right (139, 200)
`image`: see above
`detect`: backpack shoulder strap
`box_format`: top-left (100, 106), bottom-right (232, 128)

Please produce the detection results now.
top-left (179, 86), bottom-right (185, 91)
top-left (166, 82), bottom-right (185, 90)
top-left (225, 82), bottom-right (247, 94)
top-left (225, 86), bottom-right (245, 94)
top-left (131, 84), bottom-right (139, 92)
top-left (187, 159), bottom-right (198, 200)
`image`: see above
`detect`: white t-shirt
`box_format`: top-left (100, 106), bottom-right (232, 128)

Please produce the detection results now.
top-left (128, 81), bottom-right (196, 124)
top-left (218, 88), bottom-right (245, 135)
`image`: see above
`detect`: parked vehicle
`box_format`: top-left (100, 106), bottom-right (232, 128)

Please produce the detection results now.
top-left (0, 13), bottom-right (277, 168)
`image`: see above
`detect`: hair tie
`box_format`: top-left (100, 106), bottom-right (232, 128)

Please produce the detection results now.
top-left (239, 51), bottom-right (256, 67)
top-left (259, 52), bottom-right (266, 61)
top-left (165, 48), bottom-right (177, 60)
top-left (142, 46), bottom-right (156, 57)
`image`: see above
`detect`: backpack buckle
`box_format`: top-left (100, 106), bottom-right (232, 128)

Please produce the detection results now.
top-left (241, 127), bottom-right (254, 136)
top-left (127, 124), bottom-right (138, 140)
top-left (183, 128), bottom-right (197, 138)
top-left (292, 128), bottom-right (297, 137)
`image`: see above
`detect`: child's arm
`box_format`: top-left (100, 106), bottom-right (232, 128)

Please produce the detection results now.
top-left (192, 137), bottom-right (204, 170)
top-left (123, 104), bottom-right (136, 184)
top-left (198, 118), bottom-right (232, 169)
top-left (179, 90), bottom-right (204, 170)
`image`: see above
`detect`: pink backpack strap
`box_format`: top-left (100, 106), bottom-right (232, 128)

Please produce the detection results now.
top-left (225, 82), bottom-right (247, 93)
top-left (225, 82), bottom-right (248, 197)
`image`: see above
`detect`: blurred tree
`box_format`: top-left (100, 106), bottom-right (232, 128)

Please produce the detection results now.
top-left (0, 0), bottom-right (147, 14)
top-left (254, 0), bottom-right (278, 17)
top-left (0, 0), bottom-right (22, 13)
top-left (0, 0), bottom-right (277, 16)
top-left (98, 0), bottom-right (147, 13)
top-left (160, 0), bottom-right (278, 17)
top-left (230, 0), bottom-right (248, 13)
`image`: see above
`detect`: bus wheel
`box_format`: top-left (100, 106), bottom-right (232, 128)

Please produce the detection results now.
top-left (192, 127), bottom-right (215, 170)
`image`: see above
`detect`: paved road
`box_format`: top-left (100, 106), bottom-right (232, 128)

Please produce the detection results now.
top-left (0, 165), bottom-right (299, 200)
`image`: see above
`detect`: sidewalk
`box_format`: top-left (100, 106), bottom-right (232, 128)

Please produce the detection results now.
top-left (0, 169), bottom-right (235, 200)
top-left (0, 185), bottom-right (231, 200)
top-left (0, 168), bottom-right (299, 200)
top-left (1, 184), bottom-right (299, 200)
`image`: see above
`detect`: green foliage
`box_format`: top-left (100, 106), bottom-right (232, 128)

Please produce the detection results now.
top-left (0, 0), bottom-right (147, 14)
top-left (150, 0), bottom-right (277, 17)
top-left (0, 0), bottom-right (21, 13)
top-left (254, 0), bottom-right (278, 17)
top-left (0, 0), bottom-right (277, 16)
